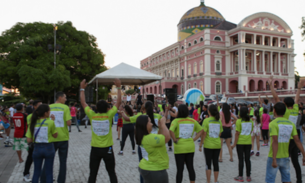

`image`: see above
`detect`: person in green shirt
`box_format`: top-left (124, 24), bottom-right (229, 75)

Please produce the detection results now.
top-left (118, 105), bottom-right (136, 155)
top-left (136, 114), bottom-right (170, 183)
top-left (80, 78), bottom-right (122, 183)
top-left (231, 106), bottom-right (254, 182)
top-left (170, 104), bottom-right (203, 183)
top-left (265, 102), bottom-right (305, 183)
top-left (26, 104), bottom-right (58, 183)
top-left (199, 104), bottom-right (223, 183)
top-left (24, 100), bottom-right (42, 182)
top-left (248, 104), bottom-right (254, 117)
top-left (40, 92), bottom-right (72, 183)
top-left (269, 76), bottom-right (305, 183)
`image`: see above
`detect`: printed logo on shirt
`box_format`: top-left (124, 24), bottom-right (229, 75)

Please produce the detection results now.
top-left (154, 136), bottom-right (160, 144)
top-left (92, 116), bottom-right (109, 119)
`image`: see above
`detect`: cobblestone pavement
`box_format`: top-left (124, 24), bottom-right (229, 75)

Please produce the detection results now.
top-left (6, 125), bottom-right (305, 183)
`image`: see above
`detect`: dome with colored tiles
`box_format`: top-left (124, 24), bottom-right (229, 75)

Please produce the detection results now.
top-left (178, 1), bottom-right (226, 41)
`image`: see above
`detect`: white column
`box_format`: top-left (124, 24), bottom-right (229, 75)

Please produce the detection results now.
top-left (238, 49), bottom-right (242, 73)
top-left (262, 51), bottom-right (265, 74)
top-left (226, 78), bottom-right (229, 93)
top-left (287, 54), bottom-right (290, 74)
top-left (278, 53), bottom-right (281, 75)
top-left (243, 49), bottom-right (246, 71)
top-left (262, 35), bottom-right (265, 45)
top-left (270, 52), bottom-right (273, 73)
top-left (184, 59), bottom-right (187, 79)
top-left (254, 50), bottom-right (257, 74)
top-left (270, 36), bottom-right (273, 46)
top-left (254, 34), bottom-right (257, 44)
top-left (205, 49), bottom-right (211, 75)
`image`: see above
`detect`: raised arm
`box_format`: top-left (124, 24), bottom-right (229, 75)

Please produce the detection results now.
top-left (114, 79), bottom-right (122, 109)
top-left (216, 95), bottom-right (219, 107)
top-left (80, 79), bottom-right (89, 109)
top-left (295, 79), bottom-right (305, 104)
top-left (269, 76), bottom-right (280, 103)
top-left (158, 117), bottom-right (170, 143)
top-left (258, 94), bottom-right (263, 105)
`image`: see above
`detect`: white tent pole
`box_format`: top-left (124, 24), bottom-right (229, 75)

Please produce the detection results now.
top-left (96, 79), bottom-right (98, 103)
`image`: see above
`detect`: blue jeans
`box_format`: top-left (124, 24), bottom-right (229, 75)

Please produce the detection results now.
top-left (41, 141), bottom-right (69, 183)
top-left (69, 117), bottom-right (80, 131)
top-left (265, 157), bottom-right (290, 183)
top-left (32, 143), bottom-right (55, 183)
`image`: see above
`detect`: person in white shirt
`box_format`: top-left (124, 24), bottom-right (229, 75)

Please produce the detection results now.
top-left (9, 104), bottom-right (15, 128)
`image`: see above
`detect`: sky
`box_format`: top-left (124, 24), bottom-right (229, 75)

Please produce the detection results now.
top-left (1, 0), bottom-right (305, 75)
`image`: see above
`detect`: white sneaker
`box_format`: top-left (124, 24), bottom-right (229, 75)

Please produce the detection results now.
top-left (23, 174), bottom-right (31, 182)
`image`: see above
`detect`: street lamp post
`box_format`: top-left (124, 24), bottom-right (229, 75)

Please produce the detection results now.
top-left (54, 25), bottom-right (57, 102)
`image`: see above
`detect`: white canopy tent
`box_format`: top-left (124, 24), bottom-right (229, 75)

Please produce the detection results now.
top-left (89, 62), bottom-right (162, 102)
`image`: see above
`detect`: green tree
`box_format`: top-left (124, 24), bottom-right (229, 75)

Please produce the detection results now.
top-left (0, 21), bottom-right (107, 103)
top-left (295, 68), bottom-right (300, 89)
top-left (0, 93), bottom-right (27, 107)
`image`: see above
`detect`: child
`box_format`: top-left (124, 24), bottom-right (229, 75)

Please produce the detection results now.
top-left (193, 105), bottom-right (199, 121)
top-left (261, 108), bottom-right (270, 146)
top-left (251, 110), bottom-right (261, 156)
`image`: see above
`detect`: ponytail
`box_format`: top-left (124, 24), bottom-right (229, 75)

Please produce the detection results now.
top-left (240, 106), bottom-right (250, 121)
top-left (145, 101), bottom-right (157, 128)
top-left (30, 104), bottom-right (50, 136)
top-left (208, 105), bottom-right (220, 121)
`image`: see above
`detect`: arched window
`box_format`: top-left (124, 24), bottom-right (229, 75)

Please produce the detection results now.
top-left (200, 81), bottom-right (203, 91)
top-left (200, 60), bottom-right (203, 73)
top-left (235, 60), bottom-right (239, 71)
top-left (214, 36), bottom-right (221, 41)
top-left (200, 37), bottom-right (204, 42)
top-left (194, 82), bottom-right (197, 88)
top-left (181, 46), bottom-right (184, 50)
top-left (188, 43), bottom-right (192, 47)
top-left (216, 60), bottom-right (221, 71)
top-left (176, 68), bottom-right (179, 77)
top-left (194, 40), bottom-right (197, 45)
top-left (188, 64), bottom-right (191, 76)
top-left (181, 67), bottom-right (184, 77)
top-left (216, 81), bottom-right (221, 94)
top-left (171, 69), bottom-right (174, 78)
top-left (188, 83), bottom-right (191, 89)
top-left (194, 62), bottom-right (197, 74)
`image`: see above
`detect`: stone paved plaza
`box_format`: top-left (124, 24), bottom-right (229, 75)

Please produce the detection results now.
top-left (5, 125), bottom-right (305, 183)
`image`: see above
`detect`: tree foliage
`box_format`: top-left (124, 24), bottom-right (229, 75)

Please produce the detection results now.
top-left (295, 68), bottom-right (300, 89)
top-left (0, 21), bottom-right (107, 103)
top-left (0, 93), bottom-right (27, 107)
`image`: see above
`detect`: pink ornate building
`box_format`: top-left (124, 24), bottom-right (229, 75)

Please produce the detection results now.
top-left (140, 0), bottom-right (295, 97)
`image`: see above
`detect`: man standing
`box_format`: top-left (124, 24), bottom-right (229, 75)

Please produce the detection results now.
top-left (23, 100), bottom-right (42, 182)
top-left (41, 92), bottom-right (71, 183)
top-left (12, 104), bottom-right (28, 163)
top-left (265, 102), bottom-right (305, 183)
top-left (25, 100), bottom-right (34, 115)
top-left (9, 104), bottom-right (15, 128)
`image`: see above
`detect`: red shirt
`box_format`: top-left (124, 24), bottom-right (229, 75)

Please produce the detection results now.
top-left (13, 112), bottom-right (27, 138)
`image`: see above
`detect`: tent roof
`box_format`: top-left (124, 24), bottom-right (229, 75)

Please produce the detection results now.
top-left (89, 62), bottom-right (162, 85)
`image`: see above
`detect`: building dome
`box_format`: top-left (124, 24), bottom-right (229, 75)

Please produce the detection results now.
top-left (178, 1), bottom-right (225, 41)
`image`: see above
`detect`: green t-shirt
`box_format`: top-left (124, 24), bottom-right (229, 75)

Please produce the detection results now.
top-left (139, 134), bottom-right (169, 171)
top-left (25, 118), bottom-right (58, 143)
top-left (249, 107), bottom-right (254, 116)
top-left (170, 117), bottom-right (203, 154)
top-left (49, 103), bottom-right (71, 142)
top-left (283, 104), bottom-right (299, 126)
top-left (158, 104), bottom-right (163, 112)
top-left (268, 117), bottom-right (298, 158)
top-left (122, 113), bottom-right (133, 124)
top-left (202, 117), bottom-right (223, 149)
top-left (85, 106), bottom-right (117, 148)
top-left (269, 112), bottom-right (274, 120)
top-left (27, 114), bottom-right (32, 125)
top-left (130, 113), bottom-right (162, 134)
top-left (259, 107), bottom-right (263, 117)
top-left (197, 108), bottom-right (201, 115)
top-left (236, 119), bottom-right (253, 145)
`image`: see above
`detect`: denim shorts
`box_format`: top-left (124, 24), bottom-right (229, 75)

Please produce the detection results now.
top-left (265, 157), bottom-right (290, 183)
top-left (0, 121), bottom-right (10, 129)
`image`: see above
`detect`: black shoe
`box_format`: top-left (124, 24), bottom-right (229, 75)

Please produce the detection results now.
top-left (169, 147), bottom-right (172, 151)
top-left (69, 130), bottom-right (71, 133)
top-left (79, 130), bottom-right (82, 132)
top-left (85, 126), bottom-right (87, 128)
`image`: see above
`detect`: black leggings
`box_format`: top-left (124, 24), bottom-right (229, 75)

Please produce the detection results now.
top-left (236, 145), bottom-right (251, 177)
top-left (262, 129), bottom-right (269, 140)
top-left (289, 139), bottom-right (302, 183)
top-left (174, 153), bottom-right (195, 183)
top-left (120, 124), bottom-right (135, 151)
top-left (165, 123), bottom-right (172, 147)
top-left (204, 148), bottom-right (220, 171)
top-left (88, 147), bottom-right (117, 183)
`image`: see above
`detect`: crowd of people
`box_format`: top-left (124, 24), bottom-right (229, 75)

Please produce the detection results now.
top-left (0, 76), bottom-right (305, 183)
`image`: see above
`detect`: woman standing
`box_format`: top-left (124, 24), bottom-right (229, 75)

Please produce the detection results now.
top-left (170, 104), bottom-right (203, 183)
top-left (118, 105), bottom-right (136, 155)
top-left (26, 104), bottom-right (58, 183)
top-left (219, 103), bottom-right (238, 162)
top-left (231, 106), bottom-right (253, 182)
top-left (261, 108), bottom-right (270, 146)
top-left (199, 105), bottom-right (223, 183)
top-left (136, 115), bottom-right (170, 183)
top-left (250, 110), bottom-right (261, 156)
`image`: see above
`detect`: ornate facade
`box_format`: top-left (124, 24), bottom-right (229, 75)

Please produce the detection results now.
top-left (140, 0), bottom-right (295, 96)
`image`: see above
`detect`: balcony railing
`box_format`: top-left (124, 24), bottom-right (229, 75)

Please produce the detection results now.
top-left (163, 77), bottom-right (178, 81)
top-left (199, 73), bottom-right (204, 76)
top-left (215, 72), bottom-right (222, 75)
top-left (193, 74), bottom-right (197, 77)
